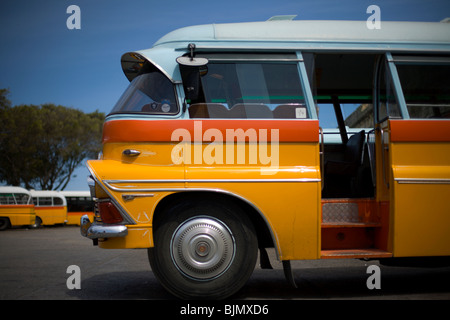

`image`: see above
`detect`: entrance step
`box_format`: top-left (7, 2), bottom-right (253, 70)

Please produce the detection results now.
top-left (322, 200), bottom-right (360, 223)
top-left (322, 198), bottom-right (381, 225)
top-left (321, 198), bottom-right (390, 253)
top-left (321, 249), bottom-right (392, 259)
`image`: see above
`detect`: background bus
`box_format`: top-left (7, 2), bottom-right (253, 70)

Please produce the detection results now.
top-left (30, 190), bottom-right (67, 227)
top-left (60, 191), bottom-right (94, 225)
top-left (0, 186), bottom-right (36, 230)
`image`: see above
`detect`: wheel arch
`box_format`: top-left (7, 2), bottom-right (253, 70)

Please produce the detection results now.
top-left (0, 217), bottom-right (11, 230)
top-left (152, 190), bottom-right (279, 256)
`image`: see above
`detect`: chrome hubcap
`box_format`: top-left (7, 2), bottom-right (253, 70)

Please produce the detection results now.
top-left (170, 216), bottom-right (235, 280)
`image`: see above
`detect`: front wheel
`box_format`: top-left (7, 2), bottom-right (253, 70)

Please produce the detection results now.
top-left (0, 217), bottom-right (11, 231)
top-left (148, 200), bottom-right (258, 300)
top-left (30, 216), bottom-right (42, 229)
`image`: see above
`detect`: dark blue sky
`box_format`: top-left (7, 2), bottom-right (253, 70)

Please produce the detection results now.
top-left (1, 0), bottom-right (449, 190)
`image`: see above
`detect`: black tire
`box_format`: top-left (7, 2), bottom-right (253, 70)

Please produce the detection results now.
top-left (30, 216), bottom-right (42, 229)
top-left (0, 217), bottom-right (11, 231)
top-left (148, 199), bottom-right (258, 300)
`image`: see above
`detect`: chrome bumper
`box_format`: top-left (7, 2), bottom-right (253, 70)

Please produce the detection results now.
top-left (80, 214), bottom-right (128, 239)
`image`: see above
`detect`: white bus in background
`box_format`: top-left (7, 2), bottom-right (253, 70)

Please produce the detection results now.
top-left (0, 186), bottom-right (36, 230)
top-left (30, 190), bottom-right (67, 227)
top-left (60, 191), bottom-right (94, 225)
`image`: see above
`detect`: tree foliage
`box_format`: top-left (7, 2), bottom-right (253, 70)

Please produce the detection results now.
top-left (0, 89), bottom-right (105, 190)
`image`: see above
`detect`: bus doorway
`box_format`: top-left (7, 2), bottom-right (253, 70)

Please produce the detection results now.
top-left (305, 53), bottom-right (391, 259)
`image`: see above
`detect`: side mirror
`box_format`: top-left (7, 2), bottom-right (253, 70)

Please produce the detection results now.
top-left (177, 50), bottom-right (208, 102)
top-left (176, 56), bottom-right (209, 67)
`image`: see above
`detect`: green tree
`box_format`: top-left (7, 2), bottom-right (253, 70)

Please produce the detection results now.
top-left (0, 89), bottom-right (105, 190)
top-left (0, 88), bottom-right (11, 108)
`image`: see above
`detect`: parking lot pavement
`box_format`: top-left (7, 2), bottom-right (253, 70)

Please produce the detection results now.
top-left (0, 226), bottom-right (165, 300)
top-left (1, 225), bottom-right (450, 300)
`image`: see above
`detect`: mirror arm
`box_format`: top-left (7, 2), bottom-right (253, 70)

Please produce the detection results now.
top-left (188, 43), bottom-right (196, 61)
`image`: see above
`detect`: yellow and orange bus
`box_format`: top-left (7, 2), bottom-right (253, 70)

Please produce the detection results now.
top-left (61, 191), bottom-right (94, 225)
top-left (0, 186), bottom-right (35, 230)
top-left (81, 18), bottom-right (450, 299)
top-left (30, 190), bottom-right (67, 227)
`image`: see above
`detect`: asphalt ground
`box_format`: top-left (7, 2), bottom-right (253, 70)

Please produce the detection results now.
top-left (1, 225), bottom-right (449, 308)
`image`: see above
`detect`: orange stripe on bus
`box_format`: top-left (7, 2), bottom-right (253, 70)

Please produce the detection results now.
top-left (390, 120), bottom-right (450, 142)
top-left (102, 119), bottom-right (319, 143)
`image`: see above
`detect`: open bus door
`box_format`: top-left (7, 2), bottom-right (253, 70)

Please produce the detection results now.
top-left (377, 54), bottom-right (450, 258)
top-left (308, 53), bottom-right (391, 259)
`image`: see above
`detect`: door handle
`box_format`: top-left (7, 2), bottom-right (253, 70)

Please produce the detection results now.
top-left (122, 149), bottom-right (141, 157)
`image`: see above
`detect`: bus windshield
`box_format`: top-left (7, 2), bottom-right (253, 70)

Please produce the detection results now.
top-left (109, 70), bottom-right (178, 116)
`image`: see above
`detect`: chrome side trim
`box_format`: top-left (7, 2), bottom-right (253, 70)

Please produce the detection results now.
top-left (104, 178), bottom-right (320, 192)
top-left (122, 194), bottom-right (155, 201)
top-left (395, 178), bottom-right (450, 185)
top-left (107, 178), bottom-right (321, 183)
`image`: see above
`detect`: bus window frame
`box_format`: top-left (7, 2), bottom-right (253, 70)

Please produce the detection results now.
top-left (378, 53), bottom-right (450, 122)
top-left (184, 51), bottom-right (318, 120)
top-left (388, 54), bottom-right (450, 120)
top-left (0, 192), bottom-right (31, 205)
top-left (384, 53), bottom-right (410, 121)
top-left (297, 52), bottom-right (318, 120)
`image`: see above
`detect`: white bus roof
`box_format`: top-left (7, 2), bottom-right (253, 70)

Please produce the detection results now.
top-left (60, 191), bottom-right (91, 197)
top-left (155, 20), bottom-right (450, 48)
top-left (121, 20), bottom-right (450, 83)
top-left (30, 190), bottom-right (66, 199)
top-left (0, 186), bottom-right (31, 195)
top-left (30, 190), bottom-right (67, 205)
top-left (30, 190), bottom-right (63, 196)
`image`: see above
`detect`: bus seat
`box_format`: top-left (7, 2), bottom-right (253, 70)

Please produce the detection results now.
top-left (273, 104), bottom-right (307, 119)
top-left (325, 130), bottom-right (366, 177)
top-left (189, 103), bottom-right (230, 118)
top-left (323, 130), bottom-right (366, 197)
top-left (231, 103), bottom-right (272, 118)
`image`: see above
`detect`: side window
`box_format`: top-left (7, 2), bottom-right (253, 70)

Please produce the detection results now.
top-left (187, 57), bottom-right (308, 119)
top-left (14, 193), bottom-right (30, 205)
top-left (0, 194), bottom-right (16, 205)
top-left (38, 197), bottom-right (52, 206)
top-left (53, 197), bottom-right (64, 206)
top-left (394, 57), bottom-right (450, 119)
